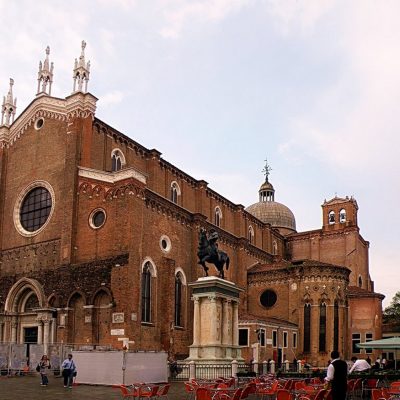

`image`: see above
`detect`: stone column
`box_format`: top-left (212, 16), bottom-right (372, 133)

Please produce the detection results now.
top-left (51, 317), bottom-right (57, 343)
top-left (43, 320), bottom-right (50, 354)
top-left (37, 319), bottom-right (43, 345)
top-left (11, 317), bottom-right (18, 343)
top-left (232, 301), bottom-right (239, 346)
top-left (222, 299), bottom-right (230, 345)
top-left (192, 296), bottom-right (200, 345)
top-left (209, 296), bottom-right (218, 344)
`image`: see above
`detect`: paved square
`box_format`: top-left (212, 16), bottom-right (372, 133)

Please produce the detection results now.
top-left (0, 375), bottom-right (185, 400)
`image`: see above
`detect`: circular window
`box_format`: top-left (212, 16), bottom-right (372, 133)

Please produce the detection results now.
top-left (260, 289), bottom-right (277, 308)
top-left (89, 209), bottom-right (106, 229)
top-left (20, 187), bottom-right (52, 232)
top-left (14, 181), bottom-right (55, 237)
top-left (34, 118), bottom-right (44, 130)
top-left (160, 235), bottom-right (171, 253)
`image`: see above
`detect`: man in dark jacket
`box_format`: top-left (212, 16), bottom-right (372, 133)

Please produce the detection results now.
top-left (325, 350), bottom-right (348, 399)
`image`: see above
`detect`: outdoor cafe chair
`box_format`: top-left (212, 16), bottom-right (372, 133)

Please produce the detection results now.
top-left (196, 387), bottom-right (213, 400)
top-left (139, 384), bottom-right (160, 400)
top-left (157, 383), bottom-right (171, 400)
top-left (185, 381), bottom-right (197, 400)
top-left (113, 384), bottom-right (138, 399)
top-left (276, 389), bottom-right (291, 400)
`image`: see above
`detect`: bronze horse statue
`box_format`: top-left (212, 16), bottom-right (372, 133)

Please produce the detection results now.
top-left (197, 228), bottom-right (230, 279)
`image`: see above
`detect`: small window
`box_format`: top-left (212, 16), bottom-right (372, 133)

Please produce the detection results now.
top-left (89, 209), bottom-right (106, 229)
top-left (111, 149), bottom-right (125, 172)
top-left (160, 235), bottom-right (171, 253)
top-left (283, 331), bottom-right (288, 348)
top-left (258, 329), bottom-right (266, 346)
top-left (272, 330), bottom-right (277, 347)
top-left (248, 226), bottom-right (254, 244)
top-left (272, 240), bottom-right (278, 255)
top-left (328, 210), bottom-right (335, 224)
top-left (365, 333), bottom-right (373, 354)
top-left (239, 329), bottom-right (249, 346)
top-left (34, 118), bottom-right (44, 130)
top-left (170, 182), bottom-right (180, 204)
top-left (214, 206), bottom-right (222, 227)
top-left (358, 275), bottom-right (363, 288)
top-left (293, 332), bottom-right (297, 348)
top-left (352, 333), bottom-right (361, 354)
top-left (260, 289), bottom-right (277, 308)
top-left (339, 209), bottom-right (346, 223)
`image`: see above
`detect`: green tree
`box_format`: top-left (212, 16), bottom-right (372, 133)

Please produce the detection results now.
top-left (383, 291), bottom-right (400, 323)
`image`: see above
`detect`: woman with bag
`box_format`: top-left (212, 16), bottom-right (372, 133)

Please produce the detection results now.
top-left (38, 354), bottom-right (51, 386)
top-left (61, 353), bottom-right (77, 388)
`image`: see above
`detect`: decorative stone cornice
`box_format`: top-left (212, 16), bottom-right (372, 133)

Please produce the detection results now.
top-left (65, 91), bottom-right (97, 119)
top-left (78, 166), bottom-right (147, 185)
top-left (2, 91), bottom-right (97, 148)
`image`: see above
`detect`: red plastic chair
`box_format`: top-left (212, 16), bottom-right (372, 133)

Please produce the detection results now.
top-left (140, 385), bottom-right (160, 400)
top-left (195, 387), bottom-right (213, 400)
top-left (313, 389), bottom-right (328, 400)
top-left (112, 384), bottom-right (137, 399)
top-left (157, 383), bottom-right (171, 400)
top-left (276, 389), bottom-right (291, 400)
top-left (185, 381), bottom-right (196, 400)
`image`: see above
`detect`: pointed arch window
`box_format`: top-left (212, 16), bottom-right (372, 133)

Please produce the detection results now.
top-left (334, 300), bottom-right (339, 351)
top-left (248, 226), bottom-right (254, 244)
top-left (175, 273), bottom-right (183, 327)
top-left (272, 240), bottom-right (278, 255)
top-left (170, 181), bottom-right (181, 204)
top-left (339, 209), bottom-right (346, 223)
top-left (111, 149), bottom-right (125, 172)
top-left (319, 303), bottom-right (327, 352)
top-left (214, 207), bottom-right (222, 227)
top-left (141, 262), bottom-right (152, 323)
top-left (328, 210), bottom-right (335, 224)
top-left (304, 303), bottom-right (311, 353)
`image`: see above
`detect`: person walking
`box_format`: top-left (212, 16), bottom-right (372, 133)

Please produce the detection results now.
top-left (38, 354), bottom-right (51, 386)
top-left (61, 353), bottom-right (76, 388)
top-left (325, 350), bottom-right (348, 400)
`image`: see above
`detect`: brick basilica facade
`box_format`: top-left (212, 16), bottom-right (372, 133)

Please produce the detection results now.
top-left (0, 44), bottom-right (383, 366)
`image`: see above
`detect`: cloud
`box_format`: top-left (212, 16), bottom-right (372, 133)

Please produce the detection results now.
top-left (159, 0), bottom-right (251, 38)
top-left (98, 90), bottom-right (125, 107)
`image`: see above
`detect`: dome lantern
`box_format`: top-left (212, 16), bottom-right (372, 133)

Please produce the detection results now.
top-left (246, 160), bottom-right (296, 235)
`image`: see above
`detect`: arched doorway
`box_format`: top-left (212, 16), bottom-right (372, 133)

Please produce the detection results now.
top-left (68, 293), bottom-right (85, 345)
top-left (93, 291), bottom-right (111, 344)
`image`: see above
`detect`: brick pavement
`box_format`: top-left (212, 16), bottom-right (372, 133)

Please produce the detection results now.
top-left (0, 375), bottom-right (186, 400)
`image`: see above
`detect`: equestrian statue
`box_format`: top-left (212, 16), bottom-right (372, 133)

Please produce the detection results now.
top-left (197, 228), bottom-right (230, 279)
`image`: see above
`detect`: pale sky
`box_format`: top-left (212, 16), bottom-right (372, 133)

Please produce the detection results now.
top-left (0, 0), bottom-right (398, 307)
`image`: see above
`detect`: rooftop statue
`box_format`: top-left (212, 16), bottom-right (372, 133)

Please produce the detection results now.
top-left (197, 228), bottom-right (230, 279)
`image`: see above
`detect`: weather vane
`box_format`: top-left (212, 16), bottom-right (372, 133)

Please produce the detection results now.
top-left (262, 158), bottom-right (272, 182)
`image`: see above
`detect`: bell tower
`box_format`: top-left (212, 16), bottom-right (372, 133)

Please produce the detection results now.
top-left (322, 196), bottom-right (358, 231)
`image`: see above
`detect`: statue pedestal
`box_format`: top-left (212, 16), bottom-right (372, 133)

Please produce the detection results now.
top-left (187, 277), bottom-right (244, 362)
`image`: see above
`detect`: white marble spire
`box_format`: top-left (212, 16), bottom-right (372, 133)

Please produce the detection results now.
top-left (72, 40), bottom-right (91, 93)
top-left (1, 78), bottom-right (17, 127)
top-left (37, 46), bottom-right (54, 96)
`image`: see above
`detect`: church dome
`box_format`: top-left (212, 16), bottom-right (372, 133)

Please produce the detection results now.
top-left (245, 161), bottom-right (296, 235)
top-left (246, 201), bottom-right (296, 234)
